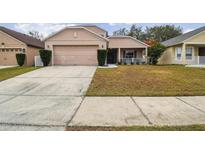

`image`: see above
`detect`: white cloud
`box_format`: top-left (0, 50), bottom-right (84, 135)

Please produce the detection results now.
top-left (183, 28), bottom-right (194, 34)
top-left (14, 23), bottom-right (77, 38)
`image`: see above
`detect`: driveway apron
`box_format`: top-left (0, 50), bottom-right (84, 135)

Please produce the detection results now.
top-left (0, 66), bottom-right (96, 130)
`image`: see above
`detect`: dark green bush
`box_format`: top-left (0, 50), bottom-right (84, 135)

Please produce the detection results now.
top-left (39, 49), bottom-right (52, 66)
top-left (16, 53), bottom-right (26, 66)
top-left (148, 43), bottom-right (166, 65)
top-left (97, 49), bottom-right (107, 66)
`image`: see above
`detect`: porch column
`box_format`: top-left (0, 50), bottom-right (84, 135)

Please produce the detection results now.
top-left (196, 47), bottom-right (199, 64)
top-left (145, 47), bottom-right (148, 63)
top-left (182, 43), bottom-right (186, 64)
top-left (118, 48), bottom-right (121, 63)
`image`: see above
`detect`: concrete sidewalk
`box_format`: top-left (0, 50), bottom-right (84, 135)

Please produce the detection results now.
top-left (69, 96), bottom-right (205, 127)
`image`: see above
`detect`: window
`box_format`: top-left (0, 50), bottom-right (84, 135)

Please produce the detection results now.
top-left (186, 47), bottom-right (193, 60)
top-left (125, 50), bottom-right (134, 58)
top-left (175, 47), bottom-right (182, 60)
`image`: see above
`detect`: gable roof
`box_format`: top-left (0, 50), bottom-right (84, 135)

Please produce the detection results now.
top-left (44, 26), bottom-right (109, 42)
top-left (79, 24), bottom-right (107, 33)
top-left (108, 35), bottom-right (149, 47)
top-left (162, 26), bottom-right (205, 47)
top-left (0, 26), bottom-right (44, 48)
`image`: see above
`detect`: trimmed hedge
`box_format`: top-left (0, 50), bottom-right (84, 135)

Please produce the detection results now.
top-left (39, 49), bottom-right (52, 66)
top-left (16, 53), bottom-right (26, 66)
top-left (97, 49), bottom-right (107, 66)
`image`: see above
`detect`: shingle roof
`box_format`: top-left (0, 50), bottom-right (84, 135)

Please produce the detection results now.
top-left (108, 35), bottom-right (149, 47)
top-left (0, 26), bottom-right (44, 48)
top-left (161, 26), bottom-right (205, 47)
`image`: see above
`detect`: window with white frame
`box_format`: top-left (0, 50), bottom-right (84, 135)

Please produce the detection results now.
top-left (175, 47), bottom-right (182, 60)
top-left (125, 50), bottom-right (134, 58)
top-left (186, 47), bottom-right (193, 60)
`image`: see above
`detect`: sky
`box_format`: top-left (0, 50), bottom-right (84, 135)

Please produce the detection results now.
top-left (0, 23), bottom-right (205, 38)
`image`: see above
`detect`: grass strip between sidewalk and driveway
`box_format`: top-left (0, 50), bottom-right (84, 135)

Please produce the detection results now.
top-left (0, 66), bottom-right (41, 81)
top-left (66, 124), bottom-right (205, 131)
top-left (86, 65), bottom-right (205, 96)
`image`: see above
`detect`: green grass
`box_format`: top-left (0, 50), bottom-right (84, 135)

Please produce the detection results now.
top-left (86, 65), bottom-right (205, 96)
top-left (66, 125), bottom-right (205, 131)
top-left (0, 66), bottom-right (40, 81)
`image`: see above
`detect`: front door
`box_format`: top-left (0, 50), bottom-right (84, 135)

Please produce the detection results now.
top-left (107, 49), bottom-right (117, 64)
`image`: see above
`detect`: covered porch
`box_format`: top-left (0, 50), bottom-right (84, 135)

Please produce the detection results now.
top-left (107, 36), bottom-right (149, 65)
top-left (181, 43), bottom-right (205, 65)
top-left (107, 48), bottom-right (147, 64)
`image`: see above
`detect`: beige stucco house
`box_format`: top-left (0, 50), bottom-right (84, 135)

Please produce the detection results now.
top-left (44, 25), bottom-right (149, 66)
top-left (160, 26), bottom-right (205, 65)
top-left (0, 26), bottom-right (44, 66)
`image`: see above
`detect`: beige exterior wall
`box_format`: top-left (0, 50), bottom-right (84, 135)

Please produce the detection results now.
top-left (26, 46), bottom-right (41, 66)
top-left (0, 30), bottom-right (41, 66)
top-left (0, 31), bottom-right (26, 48)
top-left (45, 28), bottom-right (107, 65)
top-left (158, 46), bottom-right (176, 64)
top-left (158, 44), bottom-right (199, 65)
top-left (0, 30), bottom-right (26, 65)
top-left (83, 26), bottom-right (107, 37)
top-left (45, 28), bottom-right (107, 50)
top-left (109, 37), bottom-right (147, 48)
top-left (184, 31), bottom-right (205, 43)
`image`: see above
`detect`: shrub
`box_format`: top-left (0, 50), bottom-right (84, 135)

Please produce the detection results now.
top-left (16, 53), bottom-right (26, 66)
top-left (148, 43), bottom-right (166, 65)
top-left (39, 49), bottom-right (52, 66)
top-left (97, 49), bottom-right (107, 66)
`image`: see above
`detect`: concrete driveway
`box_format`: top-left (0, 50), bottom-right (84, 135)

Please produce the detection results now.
top-left (0, 66), bottom-right (96, 131)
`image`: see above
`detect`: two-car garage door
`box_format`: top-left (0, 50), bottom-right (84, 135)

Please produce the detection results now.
top-left (54, 45), bottom-right (98, 65)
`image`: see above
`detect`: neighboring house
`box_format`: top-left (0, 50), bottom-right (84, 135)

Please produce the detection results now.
top-left (160, 26), bottom-right (205, 65)
top-left (44, 25), bottom-right (149, 66)
top-left (0, 26), bottom-right (44, 66)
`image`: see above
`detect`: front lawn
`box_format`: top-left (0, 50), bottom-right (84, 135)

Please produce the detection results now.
top-left (0, 66), bottom-right (40, 81)
top-left (86, 65), bottom-right (205, 96)
top-left (66, 124), bottom-right (205, 131)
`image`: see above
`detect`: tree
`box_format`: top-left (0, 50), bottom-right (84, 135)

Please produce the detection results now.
top-left (112, 24), bottom-right (183, 42)
top-left (28, 31), bottom-right (43, 40)
top-left (148, 43), bottom-right (166, 65)
top-left (113, 28), bottom-right (129, 36)
top-left (128, 24), bottom-right (144, 40)
top-left (145, 25), bottom-right (182, 42)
